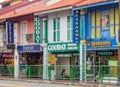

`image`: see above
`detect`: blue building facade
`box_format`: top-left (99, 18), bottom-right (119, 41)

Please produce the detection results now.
top-left (73, 1), bottom-right (119, 81)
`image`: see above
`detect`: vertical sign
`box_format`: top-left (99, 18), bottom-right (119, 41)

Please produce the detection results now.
top-left (7, 21), bottom-right (14, 44)
top-left (34, 17), bottom-right (42, 43)
top-left (73, 10), bottom-right (80, 43)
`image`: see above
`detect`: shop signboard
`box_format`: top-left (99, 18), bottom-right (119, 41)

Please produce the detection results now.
top-left (34, 17), bottom-right (42, 43)
top-left (73, 10), bottom-right (80, 43)
top-left (6, 21), bottom-right (14, 44)
top-left (48, 43), bottom-right (79, 52)
top-left (17, 44), bottom-right (42, 53)
top-left (96, 51), bottom-right (114, 56)
top-left (86, 39), bottom-right (117, 50)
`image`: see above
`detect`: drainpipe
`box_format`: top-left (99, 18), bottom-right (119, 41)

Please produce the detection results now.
top-left (118, 0), bottom-right (120, 84)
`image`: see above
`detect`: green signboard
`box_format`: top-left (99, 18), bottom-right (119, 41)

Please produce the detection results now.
top-left (34, 17), bottom-right (42, 43)
top-left (48, 43), bottom-right (79, 52)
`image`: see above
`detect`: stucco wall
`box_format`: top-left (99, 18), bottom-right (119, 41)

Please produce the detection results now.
top-left (48, 10), bottom-right (72, 43)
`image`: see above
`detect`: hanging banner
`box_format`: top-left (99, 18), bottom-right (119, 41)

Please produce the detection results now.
top-left (73, 10), bottom-right (80, 43)
top-left (6, 21), bottom-right (14, 44)
top-left (34, 17), bottom-right (42, 43)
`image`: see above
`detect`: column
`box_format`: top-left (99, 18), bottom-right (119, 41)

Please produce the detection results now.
top-left (14, 23), bottom-right (19, 79)
top-left (79, 9), bottom-right (86, 81)
top-left (14, 48), bottom-right (19, 79)
top-left (118, 0), bottom-right (120, 84)
top-left (42, 18), bottom-right (48, 80)
top-left (80, 40), bottom-right (86, 81)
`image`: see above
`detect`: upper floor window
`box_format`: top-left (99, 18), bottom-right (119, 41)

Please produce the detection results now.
top-left (67, 16), bottom-right (72, 41)
top-left (21, 21), bottom-right (27, 44)
top-left (53, 17), bottom-right (60, 42)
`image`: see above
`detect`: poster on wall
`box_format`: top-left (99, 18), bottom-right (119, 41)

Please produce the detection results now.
top-left (101, 12), bottom-right (109, 30)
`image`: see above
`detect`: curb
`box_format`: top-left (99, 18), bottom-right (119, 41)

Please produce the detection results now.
top-left (0, 78), bottom-right (119, 87)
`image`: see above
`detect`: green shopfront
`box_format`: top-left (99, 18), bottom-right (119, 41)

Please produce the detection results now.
top-left (48, 43), bottom-right (79, 80)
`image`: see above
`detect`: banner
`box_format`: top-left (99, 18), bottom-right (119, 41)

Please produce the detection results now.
top-left (73, 10), bottom-right (80, 43)
top-left (34, 17), bottom-right (42, 43)
top-left (6, 21), bottom-right (14, 44)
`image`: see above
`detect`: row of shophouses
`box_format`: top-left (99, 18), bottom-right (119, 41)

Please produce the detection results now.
top-left (0, 0), bottom-right (120, 82)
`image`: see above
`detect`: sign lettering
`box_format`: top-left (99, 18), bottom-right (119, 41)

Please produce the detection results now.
top-left (73, 10), bottom-right (80, 43)
top-left (34, 17), bottom-right (42, 43)
top-left (48, 43), bottom-right (79, 52)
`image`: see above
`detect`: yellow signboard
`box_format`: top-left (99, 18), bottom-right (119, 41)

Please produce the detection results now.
top-left (48, 54), bottom-right (55, 64)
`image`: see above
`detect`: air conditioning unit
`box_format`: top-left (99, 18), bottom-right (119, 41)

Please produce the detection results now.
top-left (26, 34), bottom-right (33, 41)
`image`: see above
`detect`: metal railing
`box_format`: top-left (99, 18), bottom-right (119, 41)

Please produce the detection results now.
top-left (0, 65), bottom-right (118, 84)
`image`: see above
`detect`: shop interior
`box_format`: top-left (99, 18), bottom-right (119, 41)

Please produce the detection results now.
top-left (86, 50), bottom-right (118, 80)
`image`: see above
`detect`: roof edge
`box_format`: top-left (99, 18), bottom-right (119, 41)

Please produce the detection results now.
top-left (34, 6), bottom-right (72, 16)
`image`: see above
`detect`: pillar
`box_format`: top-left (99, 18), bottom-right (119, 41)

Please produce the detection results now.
top-left (14, 23), bottom-right (19, 79)
top-left (80, 40), bottom-right (86, 81)
top-left (42, 18), bottom-right (48, 79)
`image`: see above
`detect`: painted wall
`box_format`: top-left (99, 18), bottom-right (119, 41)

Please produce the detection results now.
top-left (85, 3), bottom-right (119, 50)
top-left (48, 10), bottom-right (72, 43)
top-left (0, 25), bottom-right (4, 47)
top-left (17, 15), bottom-right (34, 45)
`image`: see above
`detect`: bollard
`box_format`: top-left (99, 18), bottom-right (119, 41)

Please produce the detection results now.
top-left (100, 66), bottom-right (104, 83)
top-left (70, 66), bottom-right (75, 83)
top-left (27, 65), bottom-right (31, 78)
top-left (11, 65), bottom-right (14, 78)
top-left (48, 65), bottom-right (51, 80)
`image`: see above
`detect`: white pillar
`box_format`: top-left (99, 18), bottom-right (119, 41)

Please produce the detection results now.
top-left (14, 23), bottom-right (19, 79)
top-left (42, 18), bottom-right (48, 80)
top-left (43, 43), bottom-right (48, 79)
top-left (14, 49), bottom-right (19, 79)
top-left (80, 40), bottom-right (86, 81)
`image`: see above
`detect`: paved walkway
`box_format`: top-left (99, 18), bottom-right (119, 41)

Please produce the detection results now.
top-left (0, 76), bottom-right (119, 87)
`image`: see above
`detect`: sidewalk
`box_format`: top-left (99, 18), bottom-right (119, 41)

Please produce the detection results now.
top-left (0, 76), bottom-right (119, 87)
